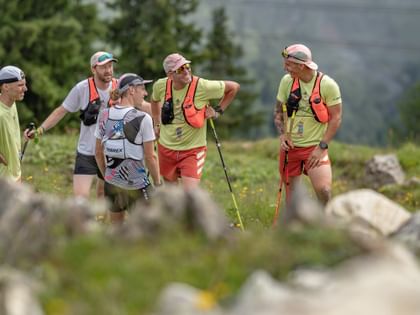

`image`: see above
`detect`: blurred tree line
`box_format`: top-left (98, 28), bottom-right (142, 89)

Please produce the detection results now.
top-left (0, 0), bottom-right (264, 139)
top-left (1, 0), bottom-right (419, 144)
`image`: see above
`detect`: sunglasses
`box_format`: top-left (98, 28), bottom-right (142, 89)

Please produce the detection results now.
top-left (174, 63), bottom-right (191, 74)
top-left (97, 52), bottom-right (114, 63)
top-left (281, 48), bottom-right (307, 63)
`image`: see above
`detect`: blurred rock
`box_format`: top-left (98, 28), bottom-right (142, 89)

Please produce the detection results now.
top-left (325, 189), bottom-right (411, 238)
top-left (365, 154), bottom-right (405, 189)
top-left (392, 212), bottom-right (420, 253)
top-left (283, 181), bottom-right (325, 226)
top-left (156, 283), bottom-right (223, 315)
top-left (0, 178), bottom-right (106, 265)
top-left (0, 267), bottom-right (44, 315)
top-left (119, 185), bottom-right (230, 241)
top-left (162, 242), bottom-right (420, 315)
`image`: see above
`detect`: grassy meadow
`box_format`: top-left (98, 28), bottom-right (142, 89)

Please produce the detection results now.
top-left (18, 131), bottom-right (420, 314)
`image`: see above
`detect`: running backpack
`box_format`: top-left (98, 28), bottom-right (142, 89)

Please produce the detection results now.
top-left (288, 72), bottom-right (329, 123)
top-left (162, 76), bottom-right (205, 128)
top-left (80, 77), bottom-right (117, 126)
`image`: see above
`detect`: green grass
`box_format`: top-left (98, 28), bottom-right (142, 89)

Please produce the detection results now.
top-left (18, 133), bottom-right (420, 314)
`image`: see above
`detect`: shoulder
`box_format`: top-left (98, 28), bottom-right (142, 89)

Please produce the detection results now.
top-left (320, 73), bottom-right (339, 89)
top-left (75, 78), bottom-right (90, 90)
top-left (152, 77), bottom-right (167, 89)
top-left (196, 77), bottom-right (225, 90)
top-left (280, 74), bottom-right (293, 84)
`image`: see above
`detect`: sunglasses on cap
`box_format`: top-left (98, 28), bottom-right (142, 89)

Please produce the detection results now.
top-left (281, 47), bottom-right (307, 63)
top-left (174, 63), bottom-right (191, 74)
top-left (98, 52), bottom-right (114, 63)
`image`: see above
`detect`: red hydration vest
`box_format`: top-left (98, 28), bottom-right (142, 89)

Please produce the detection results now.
top-left (165, 76), bottom-right (205, 128)
top-left (289, 72), bottom-right (329, 123)
top-left (88, 77), bottom-right (118, 107)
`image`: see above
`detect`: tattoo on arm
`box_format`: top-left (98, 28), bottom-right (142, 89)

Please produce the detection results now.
top-left (274, 102), bottom-right (285, 135)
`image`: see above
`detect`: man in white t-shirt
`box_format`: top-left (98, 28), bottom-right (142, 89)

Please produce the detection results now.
top-left (25, 51), bottom-right (118, 199)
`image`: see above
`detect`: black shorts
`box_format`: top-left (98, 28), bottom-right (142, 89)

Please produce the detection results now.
top-left (104, 182), bottom-right (152, 213)
top-left (74, 152), bottom-right (104, 180)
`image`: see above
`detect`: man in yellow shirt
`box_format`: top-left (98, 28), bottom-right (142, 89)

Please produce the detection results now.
top-left (0, 65), bottom-right (27, 182)
top-left (151, 53), bottom-right (240, 190)
top-left (274, 44), bottom-right (342, 204)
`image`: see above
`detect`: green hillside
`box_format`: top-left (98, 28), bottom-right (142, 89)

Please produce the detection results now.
top-left (18, 133), bottom-right (420, 314)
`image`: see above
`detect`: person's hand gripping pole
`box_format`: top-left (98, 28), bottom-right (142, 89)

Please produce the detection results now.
top-left (20, 122), bottom-right (35, 161)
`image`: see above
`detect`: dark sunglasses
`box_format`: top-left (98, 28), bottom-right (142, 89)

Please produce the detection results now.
top-left (98, 52), bottom-right (114, 63)
top-left (175, 63), bottom-right (191, 74)
top-left (281, 48), bottom-right (307, 63)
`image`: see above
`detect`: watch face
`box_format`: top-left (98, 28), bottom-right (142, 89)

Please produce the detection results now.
top-left (319, 141), bottom-right (328, 149)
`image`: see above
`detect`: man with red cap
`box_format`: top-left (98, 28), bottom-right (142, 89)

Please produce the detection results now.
top-left (274, 44), bottom-right (342, 205)
top-left (25, 51), bottom-right (118, 200)
top-left (151, 53), bottom-right (240, 190)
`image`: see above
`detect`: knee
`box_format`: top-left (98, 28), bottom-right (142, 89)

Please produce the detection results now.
top-left (316, 186), bottom-right (331, 205)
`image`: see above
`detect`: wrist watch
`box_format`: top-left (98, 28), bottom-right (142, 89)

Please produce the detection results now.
top-left (319, 141), bottom-right (328, 150)
top-left (215, 106), bottom-right (224, 115)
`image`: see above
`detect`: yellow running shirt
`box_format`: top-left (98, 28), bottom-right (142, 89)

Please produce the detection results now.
top-left (276, 73), bottom-right (341, 147)
top-left (152, 78), bottom-right (225, 150)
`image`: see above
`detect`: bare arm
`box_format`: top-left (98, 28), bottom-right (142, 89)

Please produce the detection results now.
top-left (321, 103), bottom-right (342, 144)
top-left (274, 100), bottom-right (285, 135)
top-left (95, 138), bottom-right (106, 177)
top-left (25, 105), bottom-right (69, 139)
top-left (307, 103), bottom-right (342, 169)
top-left (218, 81), bottom-right (240, 112)
top-left (143, 140), bottom-right (160, 186)
top-left (150, 100), bottom-right (162, 137)
top-left (0, 153), bottom-right (7, 166)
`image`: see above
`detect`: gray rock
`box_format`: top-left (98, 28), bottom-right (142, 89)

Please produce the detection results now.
top-left (365, 154), bottom-right (405, 189)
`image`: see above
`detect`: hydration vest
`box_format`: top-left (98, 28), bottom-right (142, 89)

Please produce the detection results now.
top-left (288, 72), bottom-right (329, 123)
top-left (165, 76), bottom-right (205, 128)
top-left (80, 77), bottom-right (118, 126)
top-left (103, 106), bottom-right (145, 165)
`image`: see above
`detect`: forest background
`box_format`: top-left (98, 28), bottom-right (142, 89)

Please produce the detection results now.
top-left (1, 0), bottom-right (420, 145)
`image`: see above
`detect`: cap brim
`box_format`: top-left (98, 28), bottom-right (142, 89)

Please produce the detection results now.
top-left (305, 61), bottom-right (318, 70)
top-left (173, 59), bottom-right (191, 71)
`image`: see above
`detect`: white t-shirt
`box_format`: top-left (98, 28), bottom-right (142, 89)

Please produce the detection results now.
top-left (95, 105), bottom-right (156, 189)
top-left (63, 79), bottom-right (114, 155)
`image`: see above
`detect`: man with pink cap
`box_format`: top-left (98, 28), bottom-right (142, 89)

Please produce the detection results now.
top-left (25, 51), bottom-right (118, 200)
top-left (274, 43), bottom-right (342, 206)
top-left (151, 53), bottom-right (240, 190)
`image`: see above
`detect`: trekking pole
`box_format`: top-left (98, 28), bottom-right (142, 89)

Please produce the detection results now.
top-left (272, 151), bottom-right (288, 227)
top-left (272, 107), bottom-right (296, 227)
top-left (20, 122), bottom-right (35, 162)
top-left (209, 118), bottom-right (245, 231)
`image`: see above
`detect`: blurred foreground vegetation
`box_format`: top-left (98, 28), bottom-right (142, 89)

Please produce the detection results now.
top-left (19, 133), bottom-right (420, 314)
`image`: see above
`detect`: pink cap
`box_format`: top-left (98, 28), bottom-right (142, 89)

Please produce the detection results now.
top-left (283, 44), bottom-right (318, 70)
top-left (163, 53), bottom-right (191, 73)
top-left (90, 51), bottom-right (118, 67)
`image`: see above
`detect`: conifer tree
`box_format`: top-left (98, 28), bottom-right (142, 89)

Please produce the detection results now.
top-left (0, 0), bottom-right (103, 128)
top-left (107, 0), bottom-right (202, 79)
top-left (200, 7), bottom-right (264, 139)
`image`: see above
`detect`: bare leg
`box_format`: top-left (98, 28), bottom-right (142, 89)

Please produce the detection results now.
top-left (109, 211), bottom-right (125, 225)
top-left (307, 164), bottom-right (332, 205)
top-left (96, 178), bottom-right (105, 199)
top-left (181, 176), bottom-right (200, 191)
top-left (73, 174), bottom-right (95, 198)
